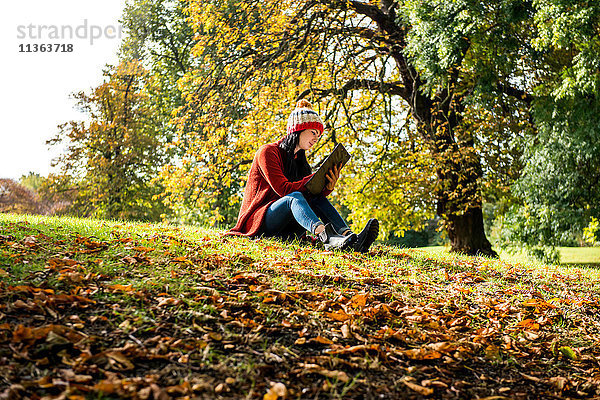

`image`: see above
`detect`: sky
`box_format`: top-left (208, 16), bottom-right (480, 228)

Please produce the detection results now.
top-left (0, 0), bottom-right (127, 180)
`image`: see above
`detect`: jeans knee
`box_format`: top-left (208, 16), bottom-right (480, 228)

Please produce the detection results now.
top-left (287, 191), bottom-right (305, 203)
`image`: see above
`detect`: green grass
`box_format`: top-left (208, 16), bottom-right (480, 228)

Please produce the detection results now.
top-left (421, 245), bottom-right (600, 266)
top-left (2, 212), bottom-right (600, 399)
top-left (558, 246), bottom-right (600, 264)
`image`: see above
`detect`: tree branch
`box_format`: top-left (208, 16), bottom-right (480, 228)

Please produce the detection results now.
top-left (496, 83), bottom-right (533, 105)
top-left (299, 78), bottom-right (408, 100)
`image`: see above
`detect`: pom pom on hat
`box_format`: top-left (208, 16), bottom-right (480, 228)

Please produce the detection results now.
top-left (286, 99), bottom-right (324, 135)
top-left (296, 99), bottom-right (313, 108)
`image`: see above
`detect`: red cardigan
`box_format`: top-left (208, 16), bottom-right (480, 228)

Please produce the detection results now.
top-left (227, 140), bottom-right (331, 237)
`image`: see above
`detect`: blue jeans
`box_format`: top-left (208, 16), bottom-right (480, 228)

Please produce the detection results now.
top-left (262, 192), bottom-right (350, 240)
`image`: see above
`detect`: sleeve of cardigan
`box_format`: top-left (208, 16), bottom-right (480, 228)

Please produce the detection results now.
top-left (256, 145), bottom-right (313, 197)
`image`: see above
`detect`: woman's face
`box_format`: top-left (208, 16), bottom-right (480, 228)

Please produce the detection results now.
top-left (296, 129), bottom-right (322, 152)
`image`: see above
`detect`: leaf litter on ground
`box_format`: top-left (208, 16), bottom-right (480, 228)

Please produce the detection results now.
top-left (1, 213), bottom-right (600, 399)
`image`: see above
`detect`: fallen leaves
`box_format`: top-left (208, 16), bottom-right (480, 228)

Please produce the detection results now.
top-left (400, 342), bottom-right (457, 360)
top-left (74, 235), bottom-right (108, 253)
top-left (105, 351), bottom-right (136, 370)
top-left (108, 284), bottom-right (135, 292)
top-left (516, 318), bottom-right (540, 331)
top-left (402, 347), bottom-right (443, 360)
top-left (2, 218), bottom-right (600, 400)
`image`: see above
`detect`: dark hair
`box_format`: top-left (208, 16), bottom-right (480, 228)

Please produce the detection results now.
top-left (279, 131), bottom-right (312, 181)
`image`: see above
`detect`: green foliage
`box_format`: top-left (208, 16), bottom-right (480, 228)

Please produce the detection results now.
top-left (500, 95), bottom-right (600, 260)
top-left (499, 0), bottom-right (600, 255)
top-left (399, 0), bottom-right (600, 258)
top-left (18, 172), bottom-right (44, 192)
top-left (336, 117), bottom-right (437, 238)
top-left (385, 220), bottom-right (447, 248)
top-left (532, 0), bottom-right (600, 97)
top-left (583, 217), bottom-right (599, 246)
top-left (403, 0), bottom-right (534, 94)
top-left (522, 96), bottom-right (600, 212)
top-left (119, 0), bottom-right (195, 120)
top-left (119, 0), bottom-right (244, 226)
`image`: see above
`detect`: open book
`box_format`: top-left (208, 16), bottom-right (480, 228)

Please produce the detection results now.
top-left (305, 143), bottom-right (351, 195)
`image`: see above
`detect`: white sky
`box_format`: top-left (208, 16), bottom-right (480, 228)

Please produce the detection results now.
top-left (0, 0), bottom-right (126, 180)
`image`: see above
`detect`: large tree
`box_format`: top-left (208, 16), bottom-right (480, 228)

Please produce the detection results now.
top-left (166, 0), bottom-right (553, 256)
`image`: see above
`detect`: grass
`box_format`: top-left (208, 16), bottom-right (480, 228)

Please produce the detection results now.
top-left (1, 212), bottom-right (600, 399)
top-left (558, 247), bottom-right (600, 265)
top-left (418, 245), bottom-right (600, 266)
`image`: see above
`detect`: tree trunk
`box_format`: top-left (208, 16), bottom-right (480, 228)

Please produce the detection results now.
top-left (446, 206), bottom-right (497, 257)
top-left (408, 83), bottom-right (499, 257)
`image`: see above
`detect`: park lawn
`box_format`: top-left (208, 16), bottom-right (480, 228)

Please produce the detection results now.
top-left (1, 213), bottom-right (600, 399)
top-left (558, 247), bottom-right (600, 265)
top-left (422, 245), bottom-right (600, 266)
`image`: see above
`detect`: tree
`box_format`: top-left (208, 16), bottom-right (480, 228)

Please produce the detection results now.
top-left (48, 60), bottom-right (168, 221)
top-left (167, 0), bottom-right (557, 256)
top-left (120, 0), bottom-right (196, 77)
top-left (19, 172), bottom-right (44, 192)
top-left (497, 0), bottom-right (600, 261)
top-left (499, 97), bottom-right (600, 261)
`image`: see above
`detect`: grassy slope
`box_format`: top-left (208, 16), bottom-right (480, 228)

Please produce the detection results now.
top-left (1, 213), bottom-right (600, 399)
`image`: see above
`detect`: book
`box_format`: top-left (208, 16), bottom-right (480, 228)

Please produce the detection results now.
top-left (305, 143), bottom-right (351, 195)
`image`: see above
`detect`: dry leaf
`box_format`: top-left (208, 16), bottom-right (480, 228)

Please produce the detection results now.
top-left (309, 336), bottom-right (333, 345)
top-left (485, 345), bottom-right (501, 361)
top-left (105, 351), bottom-right (134, 370)
top-left (299, 363), bottom-right (349, 383)
top-left (349, 293), bottom-right (368, 308)
top-left (341, 324), bottom-right (351, 338)
top-left (549, 376), bottom-right (569, 391)
top-left (402, 348), bottom-right (442, 360)
top-left (108, 284), bottom-right (135, 292)
top-left (325, 311), bottom-right (350, 322)
top-left (264, 382), bottom-right (287, 400)
top-left (401, 379), bottom-right (434, 396)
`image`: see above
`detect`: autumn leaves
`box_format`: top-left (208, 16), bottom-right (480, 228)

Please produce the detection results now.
top-left (2, 215), bottom-right (600, 398)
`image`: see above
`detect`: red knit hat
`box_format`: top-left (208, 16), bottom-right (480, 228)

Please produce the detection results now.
top-left (286, 99), bottom-right (324, 135)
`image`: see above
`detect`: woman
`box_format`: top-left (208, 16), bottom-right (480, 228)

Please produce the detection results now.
top-left (227, 99), bottom-right (379, 252)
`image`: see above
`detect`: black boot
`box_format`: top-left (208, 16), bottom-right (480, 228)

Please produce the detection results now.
top-left (352, 218), bottom-right (379, 253)
top-left (318, 223), bottom-right (356, 251)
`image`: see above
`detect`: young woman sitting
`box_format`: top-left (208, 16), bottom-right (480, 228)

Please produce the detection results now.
top-left (227, 99), bottom-right (379, 252)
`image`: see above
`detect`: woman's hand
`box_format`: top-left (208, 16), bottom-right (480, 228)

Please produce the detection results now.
top-left (325, 163), bottom-right (342, 191)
